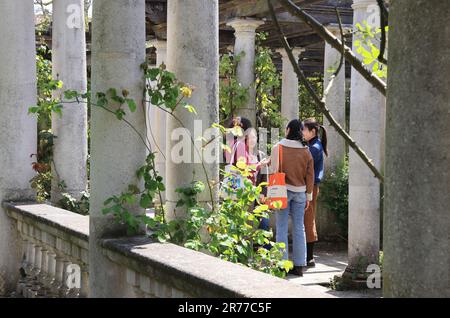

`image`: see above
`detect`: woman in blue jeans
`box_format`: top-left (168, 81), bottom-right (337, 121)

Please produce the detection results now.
top-left (269, 119), bottom-right (315, 276)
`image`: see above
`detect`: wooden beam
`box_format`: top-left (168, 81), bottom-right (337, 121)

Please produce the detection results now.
top-left (146, 1), bottom-right (167, 24)
top-left (219, 0), bottom-right (325, 22)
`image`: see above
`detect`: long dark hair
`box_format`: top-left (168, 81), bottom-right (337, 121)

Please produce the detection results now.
top-left (239, 117), bottom-right (252, 131)
top-left (286, 119), bottom-right (304, 141)
top-left (228, 116), bottom-right (253, 131)
top-left (303, 118), bottom-right (328, 156)
top-left (227, 117), bottom-right (253, 164)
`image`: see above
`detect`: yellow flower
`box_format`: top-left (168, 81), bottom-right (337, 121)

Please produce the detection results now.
top-left (180, 86), bottom-right (192, 98)
top-left (236, 160), bottom-right (247, 170)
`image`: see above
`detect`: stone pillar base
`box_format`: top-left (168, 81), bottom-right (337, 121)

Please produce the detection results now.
top-left (338, 266), bottom-right (383, 290)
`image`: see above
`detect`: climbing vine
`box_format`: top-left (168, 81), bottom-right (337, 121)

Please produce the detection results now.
top-left (255, 32), bottom-right (282, 129)
top-left (29, 45), bottom-right (90, 214)
top-left (48, 64), bottom-right (293, 278)
top-left (29, 45), bottom-right (60, 202)
top-left (299, 73), bottom-right (324, 121)
top-left (143, 161), bottom-right (293, 278)
top-left (219, 52), bottom-right (249, 124)
top-left (353, 22), bottom-right (389, 79)
top-left (319, 157), bottom-right (349, 238)
top-left (150, 163), bottom-right (293, 278)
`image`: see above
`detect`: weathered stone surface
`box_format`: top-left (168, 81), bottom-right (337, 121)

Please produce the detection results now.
top-left (165, 0), bottom-right (220, 219)
top-left (51, 0), bottom-right (88, 202)
top-left (3, 202), bottom-right (89, 297)
top-left (383, 0), bottom-right (450, 298)
top-left (323, 24), bottom-right (348, 171)
top-left (3, 202), bottom-right (88, 242)
top-left (89, 0), bottom-right (147, 297)
top-left (4, 202), bottom-right (336, 298)
top-left (277, 48), bottom-right (303, 124)
top-left (227, 18), bottom-right (264, 125)
top-left (101, 236), bottom-right (332, 298)
top-left (147, 40), bottom-right (167, 203)
top-left (347, 0), bottom-right (385, 272)
top-left (0, 0), bottom-right (37, 296)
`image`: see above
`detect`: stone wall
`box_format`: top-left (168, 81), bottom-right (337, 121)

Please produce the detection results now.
top-left (2, 202), bottom-right (330, 298)
top-left (3, 202), bottom-right (89, 298)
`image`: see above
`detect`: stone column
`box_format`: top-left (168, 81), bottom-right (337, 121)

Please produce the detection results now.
top-left (80, 265), bottom-right (89, 298)
top-left (315, 25), bottom-right (349, 240)
top-left (147, 40), bottom-right (167, 200)
top-left (165, 0), bottom-right (219, 220)
top-left (51, 0), bottom-right (88, 202)
top-left (90, 0), bottom-right (146, 297)
top-left (276, 48), bottom-right (303, 124)
top-left (345, 0), bottom-right (385, 277)
top-left (227, 18), bottom-right (264, 125)
top-left (384, 0), bottom-right (450, 298)
top-left (17, 239), bottom-right (29, 296)
top-left (0, 0), bottom-right (37, 296)
top-left (31, 244), bottom-right (43, 298)
top-left (44, 251), bottom-right (56, 293)
top-left (323, 24), bottom-right (348, 170)
top-left (51, 254), bottom-right (64, 296)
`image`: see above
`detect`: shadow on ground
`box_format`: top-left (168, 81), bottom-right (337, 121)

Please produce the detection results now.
top-left (286, 242), bottom-right (383, 298)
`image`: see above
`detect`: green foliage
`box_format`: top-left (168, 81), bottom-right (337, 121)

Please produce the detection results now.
top-left (144, 63), bottom-right (199, 120)
top-left (208, 163), bottom-right (292, 278)
top-left (35, 2), bottom-right (52, 37)
top-left (100, 64), bottom-right (191, 235)
top-left (255, 32), bottom-right (282, 129)
top-left (147, 162), bottom-right (293, 278)
top-left (61, 65), bottom-right (291, 278)
top-left (329, 275), bottom-right (346, 291)
top-left (102, 152), bottom-right (165, 235)
top-left (29, 130), bottom-right (55, 203)
top-left (219, 52), bottom-right (249, 122)
top-left (319, 157), bottom-right (349, 237)
top-left (29, 46), bottom-right (90, 214)
top-left (29, 171), bottom-right (52, 203)
top-left (299, 74), bottom-right (324, 121)
top-left (59, 192), bottom-right (90, 215)
top-left (354, 21), bottom-right (388, 79)
top-left (28, 46), bottom-right (60, 202)
top-left (58, 191), bottom-right (90, 216)
top-left (32, 46), bottom-right (64, 123)
top-left (147, 181), bottom-right (208, 245)
top-left (55, 180), bottom-right (90, 215)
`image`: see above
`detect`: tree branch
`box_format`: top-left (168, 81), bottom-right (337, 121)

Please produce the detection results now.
top-left (377, 0), bottom-right (388, 65)
top-left (268, 0), bottom-right (384, 183)
top-left (276, 0), bottom-right (387, 97)
top-left (323, 7), bottom-right (345, 101)
top-left (144, 79), bottom-right (166, 161)
top-left (333, 7), bottom-right (345, 78)
top-left (377, 0), bottom-right (389, 20)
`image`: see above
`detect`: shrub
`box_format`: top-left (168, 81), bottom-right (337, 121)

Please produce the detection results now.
top-left (319, 157), bottom-right (349, 237)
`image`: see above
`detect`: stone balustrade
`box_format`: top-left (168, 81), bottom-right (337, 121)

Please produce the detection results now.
top-left (101, 237), bottom-right (329, 298)
top-left (2, 202), bottom-right (89, 298)
top-left (2, 202), bottom-right (330, 298)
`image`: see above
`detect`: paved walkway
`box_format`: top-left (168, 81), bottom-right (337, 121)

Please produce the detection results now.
top-left (287, 244), bottom-right (382, 298)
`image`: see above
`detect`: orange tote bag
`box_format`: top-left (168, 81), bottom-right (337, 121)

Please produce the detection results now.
top-left (267, 145), bottom-right (288, 210)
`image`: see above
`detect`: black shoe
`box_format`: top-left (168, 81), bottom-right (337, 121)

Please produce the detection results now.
top-left (307, 260), bottom-right (316, 268)
top-left (292, 266), bottom-right (303, 277)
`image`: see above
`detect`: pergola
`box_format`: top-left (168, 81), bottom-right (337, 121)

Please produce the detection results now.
top-left (145, 0), bottom-right (353, 75)
top-left (39, 0), bottom-right (354, 76)
top-left (1, 0), bottom-right (449, 298)
top-left (1, 0), bottom-right (379, 298)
